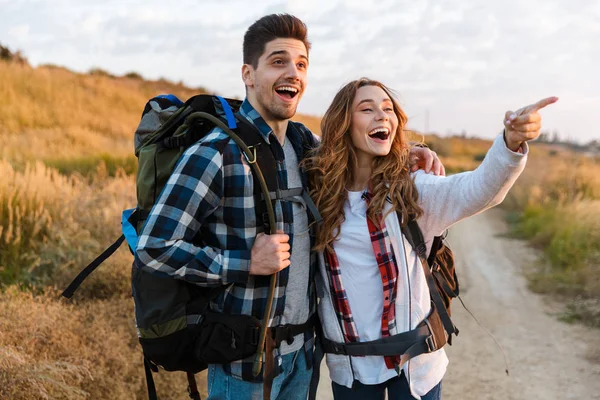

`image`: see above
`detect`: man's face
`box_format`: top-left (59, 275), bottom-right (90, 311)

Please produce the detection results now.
top-left (242, 38), bottom-right (308, 122)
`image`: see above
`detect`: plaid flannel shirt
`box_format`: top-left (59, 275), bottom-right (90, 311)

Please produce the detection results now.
top-left (135, 99), bottom-right (318, 381)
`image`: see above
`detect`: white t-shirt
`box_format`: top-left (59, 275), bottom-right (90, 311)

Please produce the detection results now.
top-left (279, 138), bottom-right (310, 354)
top-left (332, 190), bottom-right (398, 384)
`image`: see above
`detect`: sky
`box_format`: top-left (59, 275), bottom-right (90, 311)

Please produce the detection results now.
top-left (2, 0), bottom-right (599, 143)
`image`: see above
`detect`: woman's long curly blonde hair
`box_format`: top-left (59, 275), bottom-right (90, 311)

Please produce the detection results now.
top-left (305, 78), bottom-right (423, 252)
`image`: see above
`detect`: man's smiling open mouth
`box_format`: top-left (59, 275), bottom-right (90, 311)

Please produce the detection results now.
top-left (275, 85), bottom-right (299, 100)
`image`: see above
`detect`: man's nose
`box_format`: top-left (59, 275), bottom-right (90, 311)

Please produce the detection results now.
top-left (284, 63), bottom-right (301, 80)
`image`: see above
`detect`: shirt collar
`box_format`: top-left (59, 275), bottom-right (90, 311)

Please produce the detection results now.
top-left (239, 99), bottom-right (275, 144)
top-left (239, 98), bottom-right (306, 153)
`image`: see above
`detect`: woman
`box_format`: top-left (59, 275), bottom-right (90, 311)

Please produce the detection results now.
top-left (306, 78), bottom-right (556, 400)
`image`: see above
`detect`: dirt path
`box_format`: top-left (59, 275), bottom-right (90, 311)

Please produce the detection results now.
top-left (442, 209), bottom-right (600, 399)
top-left (316, 209), bottom-right (600, 400)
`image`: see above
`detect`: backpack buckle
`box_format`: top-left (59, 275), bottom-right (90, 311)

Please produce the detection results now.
top-left (249, 326), bottom-right (259, 346)
top-left (262, 212), bottom-right (271, 233)
top-left (244, 146), bottom-right (257, 164)
top-left (273, 324), bottom-right (295, 346)
top-left (332, 342), bottom-right (344, 355)
top-left (423, 318), bottom-right (438, 352)
top-left (417, 243), bottom-right (427, 258)
top-left (424, 335), bottom-right (436, 352)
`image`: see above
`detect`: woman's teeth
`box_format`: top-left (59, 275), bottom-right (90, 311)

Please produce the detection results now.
top-left (368, 128), bottom-right (389, 140)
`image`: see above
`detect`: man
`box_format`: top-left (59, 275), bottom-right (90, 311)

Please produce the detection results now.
top-left (136, 14), bottom-right (441, 400)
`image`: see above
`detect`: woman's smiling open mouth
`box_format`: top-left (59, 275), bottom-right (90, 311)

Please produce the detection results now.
top-left (368, 127), bottom-right (390, 141)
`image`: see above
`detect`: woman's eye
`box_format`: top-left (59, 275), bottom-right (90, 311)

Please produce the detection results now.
top-left (362, 108), bottom-right (372, 112)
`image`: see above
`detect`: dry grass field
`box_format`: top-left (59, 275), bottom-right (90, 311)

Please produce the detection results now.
top-left (0, 59), bottom-right (598, 399)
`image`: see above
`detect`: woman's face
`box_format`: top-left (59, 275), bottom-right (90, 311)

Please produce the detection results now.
top-left (350, 85), bottom-right (399, 166)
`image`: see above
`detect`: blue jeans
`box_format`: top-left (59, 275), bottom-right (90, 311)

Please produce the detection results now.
top-left (331, 374), bottom-right (442, 400)
top-left (207, 348), bottom-right (311, 400)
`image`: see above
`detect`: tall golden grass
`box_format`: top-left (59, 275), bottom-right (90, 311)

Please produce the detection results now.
top-left (0, 158), bottom-right (206, 398)
top-left (0, 287), bottom-right (202, 400)
top-left (0, 159), bottom-right (133, 289)
top-left (507, 144), bottom-right (600, 309)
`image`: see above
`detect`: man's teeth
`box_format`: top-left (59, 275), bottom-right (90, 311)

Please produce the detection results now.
top-left (276, 86), bottom-right (298, 93)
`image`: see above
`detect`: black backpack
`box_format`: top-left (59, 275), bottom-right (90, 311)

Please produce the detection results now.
top-left (62, 94), bottom-right (318, 400)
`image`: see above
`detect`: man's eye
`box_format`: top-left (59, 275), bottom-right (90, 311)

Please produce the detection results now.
top-left (298, 62), bottom-right (307, 69)
top-left (273, 59), bottom-right (284, 65)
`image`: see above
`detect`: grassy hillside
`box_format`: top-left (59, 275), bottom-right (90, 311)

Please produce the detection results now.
top-left (0, 61), bottom-right (322, 165)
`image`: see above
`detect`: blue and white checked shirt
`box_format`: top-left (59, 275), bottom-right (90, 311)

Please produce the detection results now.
top-left (135, 99), bottom-right (318, 381)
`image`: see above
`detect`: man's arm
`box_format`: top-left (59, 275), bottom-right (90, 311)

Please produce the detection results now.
top-left (135, 140), bottom-right (252, 287)
top-left (409, 145), bottom-right (446, 176)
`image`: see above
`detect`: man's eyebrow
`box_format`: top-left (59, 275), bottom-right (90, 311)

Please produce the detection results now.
top-left (266, 50), bottom-right (309, 62)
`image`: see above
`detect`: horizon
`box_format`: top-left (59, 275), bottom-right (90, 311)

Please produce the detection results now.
top-left (2, 0), bottom-right (599, 144)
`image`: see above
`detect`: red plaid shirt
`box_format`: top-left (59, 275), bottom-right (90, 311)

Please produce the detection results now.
top-left (324, 192), bottom-right (400, 368)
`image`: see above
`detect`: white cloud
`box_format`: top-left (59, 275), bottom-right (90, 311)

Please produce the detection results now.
top-left (8, 24), bottom-right (30, 39)
top-left (0, 0), bottom-right (598, 142)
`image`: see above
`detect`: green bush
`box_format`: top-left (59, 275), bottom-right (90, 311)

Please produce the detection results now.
top-left (124, 71), bottom-right (143, 80)
top-left (88, 67), bottom-right (115, 78)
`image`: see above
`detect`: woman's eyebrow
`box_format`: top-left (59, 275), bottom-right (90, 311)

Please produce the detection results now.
top-left (356, 99), bottom-right (375, 106)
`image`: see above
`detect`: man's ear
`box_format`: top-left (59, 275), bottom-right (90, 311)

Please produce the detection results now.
top-left (241, 64), bottom-right (254, 87)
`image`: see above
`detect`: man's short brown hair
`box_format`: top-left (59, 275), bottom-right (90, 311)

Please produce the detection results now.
top-left (243, 14), bottom-right (311, 68)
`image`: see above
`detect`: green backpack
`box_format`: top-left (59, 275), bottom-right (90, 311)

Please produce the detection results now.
top-left (62, 94), bottom-right (313, 399)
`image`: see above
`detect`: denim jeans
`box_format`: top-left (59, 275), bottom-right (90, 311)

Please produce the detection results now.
top-left (331, 374), bottom-right (442, 400)
top-left (207, 348), bottom-right (311, 400)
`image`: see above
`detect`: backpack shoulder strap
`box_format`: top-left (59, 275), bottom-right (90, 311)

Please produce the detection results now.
top-left (234, 115), bottom-right (280, 233)
top-left (400, 215), bottom-right (427, 259)
top-left (234, 115), bottom-right (279, 193)
top-left (398, 213), bottom-right (457, 337)
top-left (428, 236), bottom-right (444, 266)
top-left (286, 122), bottom-right (322, 224)
top-left (399, 214), bottom-right (444, 263)
top-left (289, 121), bottom-right (319, 158)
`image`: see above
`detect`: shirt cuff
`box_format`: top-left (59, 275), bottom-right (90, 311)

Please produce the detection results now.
top-left (502, 130), bottom-right (529, 156)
